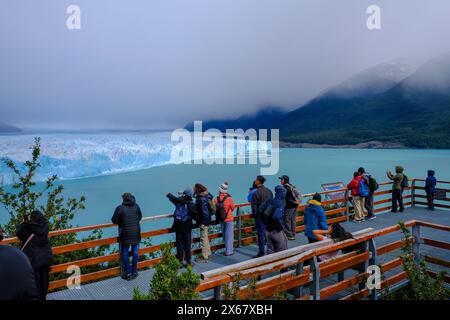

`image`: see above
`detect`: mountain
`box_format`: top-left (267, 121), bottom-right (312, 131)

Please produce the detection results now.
top-left (0, 122), bottom-right (21, 133)
top-left (184, 107), bottom-right (285, 132)
top-left (280, 54), bottom-right (450, 148)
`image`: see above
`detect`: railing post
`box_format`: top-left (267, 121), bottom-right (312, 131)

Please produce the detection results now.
top-left (344, 190), bottom-right (350, 222)
top-left (368, 238), bottom-right (378, 300)
top-left (309, 256), bottom-right (320, 300)
top-left (236, 207), bottom-right (242, 248)
top-left (294, 261), bottom-right (304, 298)
top-left (213, 285), bottom-right (222, 300)
top-left (411, 179), bottom-right (416, 207)
top-left (412, 224), bottom-right (421, 267)
top-left (337, 271), bottom-right (344, 282)
top-left (358, 241), bottom-right (369, 291)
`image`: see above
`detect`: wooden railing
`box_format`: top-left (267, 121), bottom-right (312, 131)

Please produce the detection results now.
top-left (1, 177), bottom-right (448, 292)
top-left (196, 220), bottom-right (450, 300)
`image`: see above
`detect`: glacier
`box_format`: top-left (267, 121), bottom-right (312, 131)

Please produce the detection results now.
top-left (0, 131), bottom-right (271, 184)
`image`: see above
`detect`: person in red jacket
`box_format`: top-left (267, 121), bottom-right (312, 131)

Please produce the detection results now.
top-left (214, 182), bottom-right (236, 256)
top-left (347, 172), bottom-right (366, 222)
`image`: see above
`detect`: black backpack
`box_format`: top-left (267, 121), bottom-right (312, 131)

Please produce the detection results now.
top-left (258, 199), bottom-right (275, 224)
top-left (215, 195), bottom-right (229, 222)
top-left (188, 201), bottom-right (200, 224)
top-left (368, 176), bottom-right (379, 192)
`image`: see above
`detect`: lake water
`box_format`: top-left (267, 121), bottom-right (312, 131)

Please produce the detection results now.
top-left (1, 140), bottom-right (449, 234)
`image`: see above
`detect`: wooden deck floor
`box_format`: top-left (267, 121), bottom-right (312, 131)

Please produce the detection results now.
top-left (48, 206), bottom-right (450, 300)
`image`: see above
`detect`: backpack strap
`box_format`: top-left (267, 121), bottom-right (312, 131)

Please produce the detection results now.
top-left (217, 195), bottom-right (229, 204)
top-left (21, 233), bottom-right (35, 251)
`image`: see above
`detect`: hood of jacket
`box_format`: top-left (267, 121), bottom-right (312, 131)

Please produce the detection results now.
top-left (307, 199), bottom-right (322, 206)
top-left (428, 170), bottom-right (435, 177)
top-left (122, 194), bottom-right (136, 206)
top-left (274, 185), bottom-right (287, 201)
top-left (395, 166), bottom-right (404, 173)
top-left (26, 217), bottom-right (49, 236)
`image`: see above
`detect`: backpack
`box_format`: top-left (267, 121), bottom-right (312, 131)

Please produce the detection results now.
top-left (368, 176), bottom-right (379, 192)
top-left (174, 204), bottom-right (188, 223)
top-left (357, 179), bottom-right (370, 197)
top-left (288, 184), bottom-right (302, 203)
top-left (258, 200), bottom-right (275, 224)
top-left (215, 195), bottom-right (229, 222)
top-left (208, 197), bottom-right (216, 216)
top-left (402, 174), bottom-right (409, 188)
top-left (187, 201), bottom-right (199, 223)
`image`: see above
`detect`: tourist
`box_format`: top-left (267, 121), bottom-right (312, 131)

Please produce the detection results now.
top-left (425, 170), bottom-right (437, 211)
top-left (358, 167), bottom-right (377, 220)
top-left (347, 172), bottom-right (366, 222)
top-left (279, 175), bottom-right (301, 240)
top-left (387, 166), bottom-right (405, 212)
top-left (313, 223), bottom-right (355, 260)
top-left (0, 244), bottom-right (39, 300)
top-left (167, 188), bottom-right (195, 267)
top-left (251, 175), bottom-right (273, 258)
top-left (194, 183), bottom-right (213, 262)
top-left (0, 227), bottom-right (4, 242)
top-left (214, 182), bottom-right (236, 256)
top-left (260, 185), bottom-right (288, 254)
top-left (111, 192), bottom-right (143, 280)
top-left (15, 210), bottom-right (54, 300)
top-left (304, 193), bottom-right (328, 243)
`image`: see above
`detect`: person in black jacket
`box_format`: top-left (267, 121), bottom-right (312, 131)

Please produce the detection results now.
top-left (251, 175), bottom-right (273, 258)
top-left (0, 227), bottom-right (4, 242)
top-left (194, 183), bottom-right (213, 262)
top-left (112, 193), bottom-right (143, 280)
top-left (279, 175), bottom-right (300, 240)
top-left (15, 210), bottom-right (54, 300)
top-left (0, 244), bottom-right (40, 300)
top-left (167, 188), bottom-right (194, 267)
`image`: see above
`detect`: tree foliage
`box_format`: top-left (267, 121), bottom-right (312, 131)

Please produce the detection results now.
top-left (0, 137), bottom-right (113, 282)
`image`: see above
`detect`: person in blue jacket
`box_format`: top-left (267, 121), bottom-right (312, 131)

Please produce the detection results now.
top-left (425, 170), bottom-right (437, 211)
top-left (260, 185), bottom-right (288, 254)
top-left (304, 193), bottom-right (328, 243)
top-left (247, 182), bottom-right (258, 202)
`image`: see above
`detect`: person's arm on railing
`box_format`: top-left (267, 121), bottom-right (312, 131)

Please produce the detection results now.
top-left (137, 205), bottom-right (143, 221)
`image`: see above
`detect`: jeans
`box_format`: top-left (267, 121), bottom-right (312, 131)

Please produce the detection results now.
top-left (364, 192), bottom-right (374, 217)
top-left (392, 189), bottom-right (404, 212)
top-left (255, 217), bottom-right (266, 255)
top-left (283, 208), bottom-right (297, 238)
top-left (121, 243), bottom-right (139, 276)
top-left (200, 224), bottom-right (211, 259)
top-left (175, 230), bottom-right (192, 263)
top-left (221, 221), bottom-right (234, 255)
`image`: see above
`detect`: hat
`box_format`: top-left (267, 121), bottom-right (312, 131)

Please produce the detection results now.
top-left (178, 188), bottom-right (194, 198)
top-left (278, 175), bottom-right (290, 183)
top-left (312, 193), bottom-right (322, 202)
top-left (219, 181), bottom-right (229, 193)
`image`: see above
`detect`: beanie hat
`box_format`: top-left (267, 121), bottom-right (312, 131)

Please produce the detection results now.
top-left (219, 181), bottom-right (229, 193)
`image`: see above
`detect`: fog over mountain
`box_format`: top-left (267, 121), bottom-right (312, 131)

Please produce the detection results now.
top-left (1, 0), bottom-right (450, 129)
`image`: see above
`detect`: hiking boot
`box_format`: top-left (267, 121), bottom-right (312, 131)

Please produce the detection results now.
top-left (366, 215), bottom-right (376, 220)
top-left (253, 252), bottom-right (265, 258)
top-left (288, 237), bottom-right (296, 241)
top-left (196, 257), bottom-right (209, 263)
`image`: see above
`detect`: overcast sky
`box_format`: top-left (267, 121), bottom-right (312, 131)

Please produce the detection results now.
top-left (1, 0), bottom-right (450, 129)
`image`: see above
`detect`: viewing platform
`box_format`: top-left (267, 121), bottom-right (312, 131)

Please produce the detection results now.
top-left (3, 178), bottom-right (450, 300)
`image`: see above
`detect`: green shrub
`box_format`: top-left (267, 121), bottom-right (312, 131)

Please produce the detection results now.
top-left (134, 243), bottom-right (200, 300)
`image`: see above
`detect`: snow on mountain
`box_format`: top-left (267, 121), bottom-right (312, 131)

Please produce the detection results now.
top-left (322, 58), bottom-right (418, 98)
